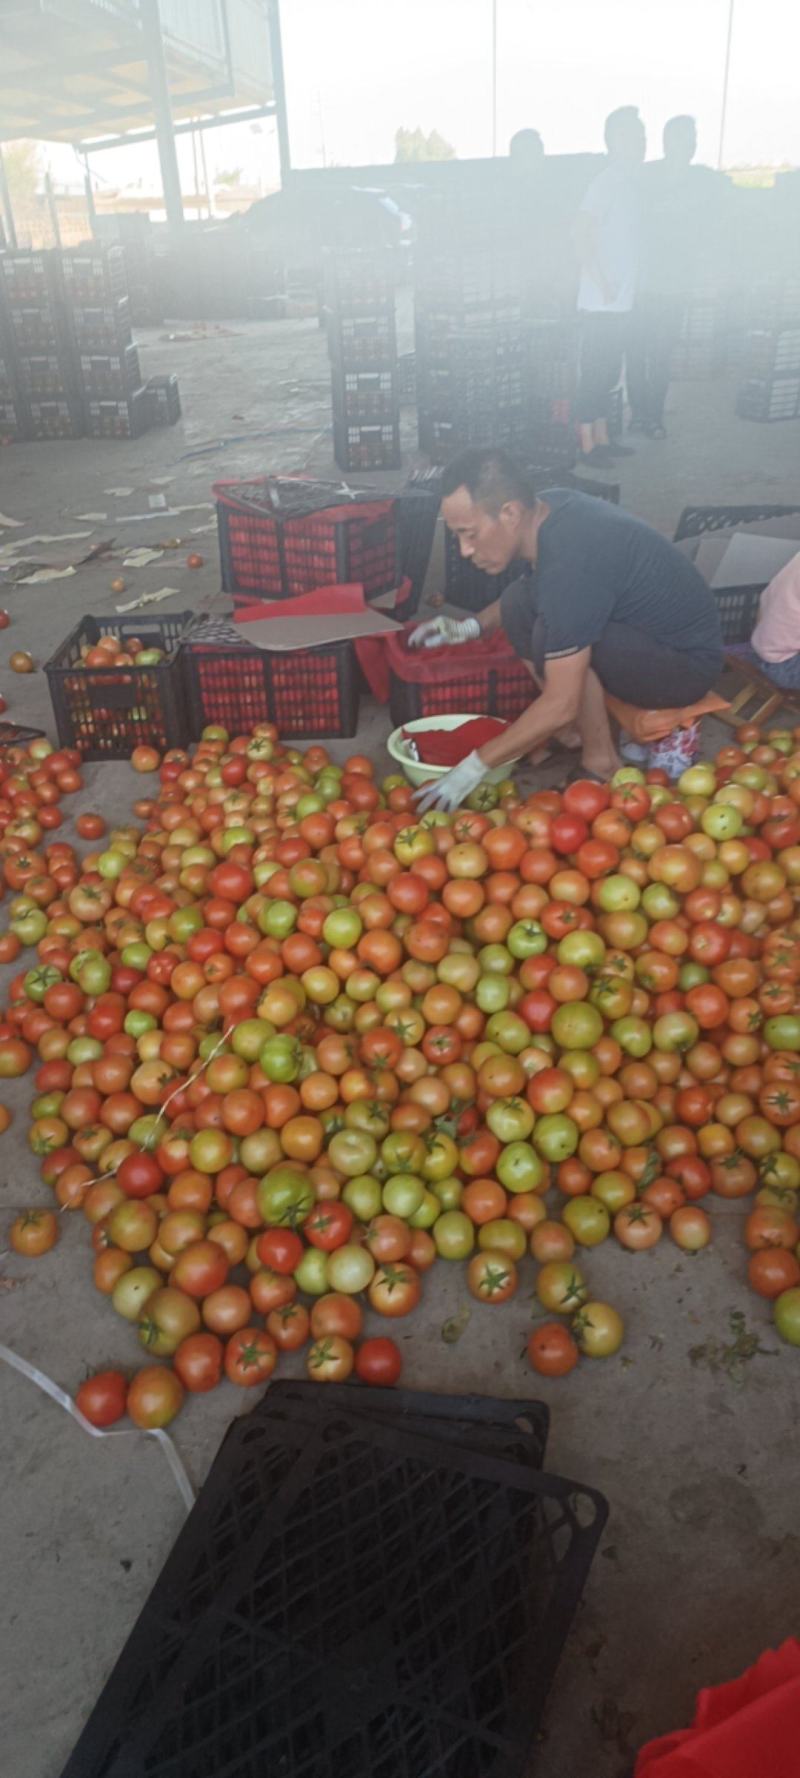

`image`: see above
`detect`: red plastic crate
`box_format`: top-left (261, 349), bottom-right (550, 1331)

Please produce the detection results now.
top-left (386, 628), bottom-right (534, 726)
top-left (214, 477), bottom-right (399, 606)
top-left (183, 638), bottom-right (360, 740)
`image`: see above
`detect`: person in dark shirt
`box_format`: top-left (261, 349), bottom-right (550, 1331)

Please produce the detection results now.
top-left (627, 115), bottom-right (724, 435)
top-left (409, 447), bottom-right (723, 810)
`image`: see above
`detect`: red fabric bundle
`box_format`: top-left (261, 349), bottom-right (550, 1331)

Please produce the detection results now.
top-left (404, 717), bottom-right (507, 766)
top-left (635, 1639), bottom-right (800, 1777)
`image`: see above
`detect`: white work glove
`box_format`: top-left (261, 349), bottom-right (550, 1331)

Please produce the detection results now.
top-left (414, 750), bottom-right (488, 814)
top-left (408, 615), bottom-right (481, 649)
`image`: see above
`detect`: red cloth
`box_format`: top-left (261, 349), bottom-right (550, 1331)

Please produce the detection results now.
top-left (635, 1639), bottom-right (800, 1778)
top-left (404, 717), bottom-right (507, 765)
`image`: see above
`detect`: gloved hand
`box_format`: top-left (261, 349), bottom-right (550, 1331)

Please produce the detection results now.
top-left (414, 750), bottom-right (488, 814)
top-left (407, 615), bottom-right (481, 649)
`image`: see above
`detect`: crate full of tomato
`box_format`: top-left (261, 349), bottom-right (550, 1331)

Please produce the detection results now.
top-left (45, 614), bottom-right (192, 760)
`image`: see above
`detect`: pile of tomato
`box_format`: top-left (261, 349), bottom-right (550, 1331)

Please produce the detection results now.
top-left (4, 717), bottom-right (800, 1431)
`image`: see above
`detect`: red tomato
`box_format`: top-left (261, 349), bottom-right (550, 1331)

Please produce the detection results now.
top-left (75, 1369), bottom-right (128, 1427)
top-left (354, 1337), bottom-right (403, 1386)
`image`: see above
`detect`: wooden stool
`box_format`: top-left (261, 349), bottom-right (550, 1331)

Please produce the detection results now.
top-left (604, 689), bottom-right (730, 743)
top-left (717, 650), bottom-right (800, 728)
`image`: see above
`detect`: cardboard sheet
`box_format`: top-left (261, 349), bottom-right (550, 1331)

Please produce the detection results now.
top-left (237, 608), bottom-right (400, 651)
top-left (708, 532), bottom-right (800, 589)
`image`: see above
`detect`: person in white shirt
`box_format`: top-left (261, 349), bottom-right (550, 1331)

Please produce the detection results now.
top-left (573, 106), bottom-right (645, 466)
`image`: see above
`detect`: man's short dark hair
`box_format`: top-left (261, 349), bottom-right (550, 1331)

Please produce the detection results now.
top-left (664, 113), bottom-right (696, 145)
top-left (440, 448), bottom-right (537, 515)
top-left (604, 105), bottom-right (641, 152)
top-left (509, 128), bottom-right (544, 166)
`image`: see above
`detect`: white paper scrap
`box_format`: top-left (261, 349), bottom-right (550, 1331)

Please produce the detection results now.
top-left (115, 586), bottom-right (181, 613)
top-left (104, 486), bottom-right (134, 496)
top-left (0, 513), bottom-right (24, 529)
top-left (19, 565), bottom-right (77, 585)
top-left (73, 511), bottom-right (108, 522)
top-left (122, 547), bottom-right (165, 568)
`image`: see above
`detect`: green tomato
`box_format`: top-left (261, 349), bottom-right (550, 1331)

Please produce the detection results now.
top-left (652, 1011), bottom-right (699, 1053)
top-left (496, 1140), bottom-right (546, 1195)
top-left (678, 763), bottom-right (716, 796)
top-left (78, 954), bottom-right (112, 996)
top-left (533, 1113), bottom-right (579, 1162)
top-left (557, 930), bottom-right (606, 970)
top-left (641, 882), bottom-right (681, 920)
top-left (293, 1248), bottom-right (330, 1296)
top-left (66, 1036), bottom-right (103, 1065)
top-left (610, 1015), bottom-right (653, 1058)
top-left (382, 1173), bottom-right (425, 1219)
top-left (433, 1209), bottom-right (475, 1259)
top-left (486, 1097), bottom-right (535, 1143)
top-left (258, 899), bottom-right (298, 939)
top-left (678, 962), bottom-right (709, 992)
top-left (23, 965), bottom-right (62, 1003)
top-left (476, 974), bottom-right (511, 1014)
top-left (551, 1001), bottom-right (604, 1050)
top-left (477, 1218), bottom-right (527, 1260)
top-left (168, 905), bottom-right (204, 943)
top-left (124, 1009), bottom-right (156, 1038)
top-left (31, 1090), bottom-right (64, 1118)
top-left (562, 1197), bottom-right (611, 1248)
top-left (478, 943), bottom-right (514, 976)
top-left (409, 1188), bottom-right (441, 1229)
top-left (259, 1035), bottom-right (303, 1083)
top-left (701, 802), bottom-right (742, 841)
top-left (484, 1011), bottom-right (530, 1054)
top-left (120, 942), bottom-right (152, 972)
top-left (507, 920), bottom-right (548, 959)
top-left (96, 849), bottom-right (127, 880)
top-left (593, 874), bottom-right (641, 913)
top-left (231, 1018), bottom-right (274, 1061)
top-left (326, 1243), bottom-right (375, 1294)
top-left (572, 1301), bottom-right (624, 1357)
top-left (10, 907), bottom-right (47, 945)
top-left (342, 1174), bottom-right (383, 1220)
top-left (322, 907), bottom-right (363, 949)
top-left (327, 1128), bottom-right (377, 1178)
top-left (764, 1016), bottom-right (800, 1053)
top-left (258, 1165), bottom-right (315, 1228)
top-left (129, 1114), bottom-right (162, 1149)
top-left (431, 1176), bottom-right (464, 1210)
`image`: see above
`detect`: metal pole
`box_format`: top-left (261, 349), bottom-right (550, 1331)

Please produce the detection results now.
top-left (83, 153), bottom-right (97, 234)
top-left (0, 146), bottom-right (17, 248)
top-left (717, 0), bottom-right (735, 170)
top-left (190, 124), bottom-right (200, 218)
top-left (141, 0), bottom-right (184, 225)
top-left (268, 0), bottom-right (291, 184)
top-left (491, 0), bottom-right (497, 156)
top-left (44, 170), bottom-right (62, 247)
top-left (199, 128), bottom-right (212, 217)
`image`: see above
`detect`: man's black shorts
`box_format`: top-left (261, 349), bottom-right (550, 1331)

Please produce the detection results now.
top-left (500, 575), bottom-right (720, 707)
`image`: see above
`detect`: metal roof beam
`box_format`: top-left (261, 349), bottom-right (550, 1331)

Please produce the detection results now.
top-left (79, 100), bottom-right (276, 154)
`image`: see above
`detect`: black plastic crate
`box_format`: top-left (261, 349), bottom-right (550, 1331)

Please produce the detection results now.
top-left (0, 397), bottom-right (29, 441)
top-left (183, 633), bottom-right (360, 739)
top-left (61, 244), bottom-right (127, 306)
top-left (70, 296), bottom-right (132, 351)
top-left (736, 375), bottom-right (800, 421)
top-left (83, 387), bottom-right (150, 439)
top-left (0, 351), bottom-right (18, 399)
top-left (214, 477), bottom-right (400, 604)
top-left (398, 350), bottom-right (416, 403)
top-left (333, 416), bottom-right (401, 472)
top-left (674, 501), bottom-right (800, 541)
top-left (323, 246), bottom-right (397, 315)
top-left (744, 327), bottom-right (800, 377)
top-left (267, 1381), bottom-right (551, 1467)
top-left (78, 344), bottom-right (141, 397)
top-left (60, 1399), bottom-right (606, 1778)
top-left (713, 585), bottom-right (763, 643)
top-left (7, 305), bottom-right (66, 353)
top-left (17, 351), bottom-right (79, 397)
top-left (45, 612), bottom-right (191, 759)
top-left (0, 248), bottom-right (63, 306)
top-left (28, 395), bottom-right (84, 440)
top-left (331, 362), bottom-right (399, 421)
top-left (327, 308), bottom-right (397, 367)
top-left (145, 373), bottom-right (181, 426)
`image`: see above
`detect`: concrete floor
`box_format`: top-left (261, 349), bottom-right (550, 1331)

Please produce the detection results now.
top-left (2, 318), bottom-right (800, 1778)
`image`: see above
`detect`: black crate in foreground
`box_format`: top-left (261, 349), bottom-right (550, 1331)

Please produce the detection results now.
top-left (674, 502), bottom-right (800, 541)
top-left (267, 1380), bottom-right (551, 1467)
top-left (183, 632), bottom-right (360, 739)
top-left (60, 1397), bottom-right (606, 1778)
top-left (46, 613), bottom-right (192, 759)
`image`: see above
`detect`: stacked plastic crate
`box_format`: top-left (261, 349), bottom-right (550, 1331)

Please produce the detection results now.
top-left (0, 249), bottom-right (83, 439)
top-left (414, 235), bottom-right (526, 463)
top-left (62, 245), bottom-right (150, 438)
top-left (671, 289), bottom-right (725, 379)
top-left (736, 279), bottom-right (800, 421)
top-left (325, 249), bottom-right (401, 472)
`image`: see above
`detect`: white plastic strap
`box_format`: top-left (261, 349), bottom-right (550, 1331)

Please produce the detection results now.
top-left (0, 1340), bottom-right (195, 1512)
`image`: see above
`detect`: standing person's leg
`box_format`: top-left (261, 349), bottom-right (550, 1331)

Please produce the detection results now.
top-left (625, 301), bottom-right (648, 430)
top-left (646, 297), bottom-right (682, 434)
top-left (591, 315), bottom-right (626, 451)
top-left (577, 315), bottom-right (615, 458)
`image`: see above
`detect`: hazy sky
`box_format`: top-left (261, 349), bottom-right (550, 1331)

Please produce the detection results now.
top-left (44, 0), bottom-right (800, 197)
